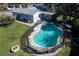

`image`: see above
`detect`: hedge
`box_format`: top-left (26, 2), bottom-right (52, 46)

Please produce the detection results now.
top-left (0, 14), bottom-right (14, 26)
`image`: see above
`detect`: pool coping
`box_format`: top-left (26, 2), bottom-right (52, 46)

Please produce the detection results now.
top-left (28, 23), bottom-right (62, 49)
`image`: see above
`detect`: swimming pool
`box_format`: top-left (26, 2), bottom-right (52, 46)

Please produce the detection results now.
top-left (33, 23), bottom-right (63, 48)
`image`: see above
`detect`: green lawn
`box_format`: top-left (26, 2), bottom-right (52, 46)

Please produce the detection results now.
top-left (0, 22), bottom-right (31, 56)
top-left (55, 47), bottom-right (71, 56)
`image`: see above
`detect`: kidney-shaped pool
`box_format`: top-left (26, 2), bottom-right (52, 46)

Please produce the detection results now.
top-left (33, 23), bottom-right (63, 48)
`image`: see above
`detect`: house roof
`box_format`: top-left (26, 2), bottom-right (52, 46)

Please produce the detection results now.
top-left (40, 11), bottom-right (53, 15)
top-left (11, 7), bottom-right (54, 15)
top-left (11, 7), bottom-right (39, 15)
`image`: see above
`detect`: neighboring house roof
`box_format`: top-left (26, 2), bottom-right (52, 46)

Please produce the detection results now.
top-left (33, 3), bottom-right (44, 6)
top-left (11, 7), bottom-right (54, 15)
top-left (12, 7), bottom-right (39, 15)
top-left (34, 5), bottom-right (49, 12)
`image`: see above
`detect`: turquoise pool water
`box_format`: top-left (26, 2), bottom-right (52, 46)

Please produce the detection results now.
top-left (33, 23), bottom-right (63, 47)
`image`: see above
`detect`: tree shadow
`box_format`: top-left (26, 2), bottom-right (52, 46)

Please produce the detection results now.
top-left (20, 29), bottom-right (32, 54)
top-left (69, 27), bottom-right (79, 56)
top-left (20, 23), bottom-right (40, 54)
top-left (0, 23), bottom-right (12, 28)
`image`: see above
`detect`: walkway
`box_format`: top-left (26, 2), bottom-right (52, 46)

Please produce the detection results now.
top-left (15, 20), bottom-right (32, 26)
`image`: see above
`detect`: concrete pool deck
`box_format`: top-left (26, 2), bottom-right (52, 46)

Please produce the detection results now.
top-left (32, 47), bottom-right (63, 56)
top-left (27, 23), bottom-right (63, 53)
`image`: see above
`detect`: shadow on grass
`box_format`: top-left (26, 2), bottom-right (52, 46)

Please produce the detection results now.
top-left (0, 23), bottom-right (12, 28)
top-left (20, 28), bottom-right (32, 54)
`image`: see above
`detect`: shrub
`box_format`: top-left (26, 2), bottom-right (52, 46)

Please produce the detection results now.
top-left (0, 14), bottom-right (14, 27)
top-left (73, 19), bottom-right (79, 31)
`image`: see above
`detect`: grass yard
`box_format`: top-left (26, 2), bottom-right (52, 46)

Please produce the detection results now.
top-left (55, 47), bottom-right (71, 56)
top-left (0, 22), bottom-right (31, 56)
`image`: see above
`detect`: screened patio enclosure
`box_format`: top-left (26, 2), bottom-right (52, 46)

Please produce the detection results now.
top-left (39, 13), bottom-right (52, 21)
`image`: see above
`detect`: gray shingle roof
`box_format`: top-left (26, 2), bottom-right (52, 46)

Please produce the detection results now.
top-left (11, 7), bottom-right (54, 15)
top-left (11, 7), bottom-right (39, 15)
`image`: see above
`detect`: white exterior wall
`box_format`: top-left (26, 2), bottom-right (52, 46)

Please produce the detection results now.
top-left (33, 12), bottom-right (41, 24)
